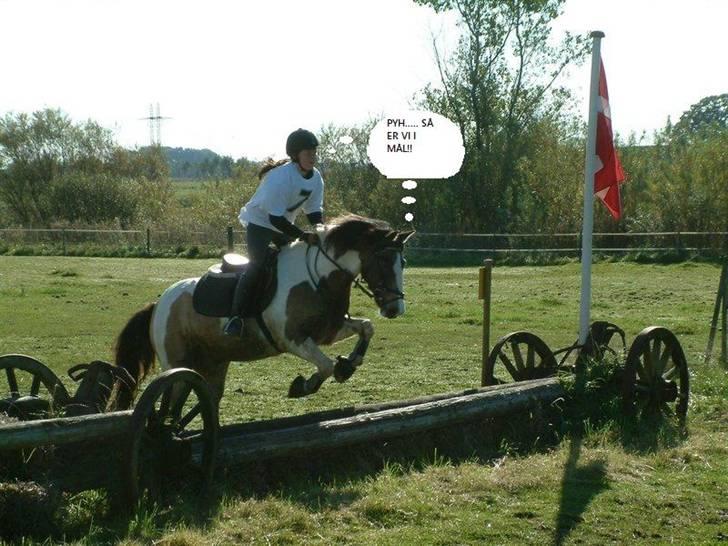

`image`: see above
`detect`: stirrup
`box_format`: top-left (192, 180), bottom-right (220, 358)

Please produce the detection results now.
top-left (224, 316), bottom-right (243, 337)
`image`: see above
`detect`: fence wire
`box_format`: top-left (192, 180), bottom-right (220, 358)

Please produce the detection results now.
top-left (1, 228), bottom-right (726, 258)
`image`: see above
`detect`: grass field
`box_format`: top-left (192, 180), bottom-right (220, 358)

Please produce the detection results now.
top-left (0, 256), bottom-right (726, 544)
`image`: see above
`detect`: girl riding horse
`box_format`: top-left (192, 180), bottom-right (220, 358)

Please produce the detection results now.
top-left (114, 215), bottom-right (414, 402)
top-left (225, 128), bottom-right (324, 337)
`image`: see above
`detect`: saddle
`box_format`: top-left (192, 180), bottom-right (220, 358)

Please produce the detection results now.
top-left (192, 251), bottom-right (278, 318)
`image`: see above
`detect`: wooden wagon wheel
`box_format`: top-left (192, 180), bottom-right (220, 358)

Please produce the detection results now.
top-left (0, 354), bottom-right (71, 420)
top-left (622, 326), bottom-right (689, 420)
top-left (579, 321), bottom-right (627, 363)
top-left (124, 368), bottom-right (219, 508)
top-left (483, 331), bottom-right (558, 385)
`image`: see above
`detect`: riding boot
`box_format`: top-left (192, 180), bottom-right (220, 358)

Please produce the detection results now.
top-left (223, 272), bottom-right (250, 337)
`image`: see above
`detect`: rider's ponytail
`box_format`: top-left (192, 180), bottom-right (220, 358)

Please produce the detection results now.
top-left (258, 158), bottom-right (289, 179)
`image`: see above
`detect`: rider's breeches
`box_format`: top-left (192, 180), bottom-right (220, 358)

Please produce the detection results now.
top-left (230, 222), bottom-right (292, 316)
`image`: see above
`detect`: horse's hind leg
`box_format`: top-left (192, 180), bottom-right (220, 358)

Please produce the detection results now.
top-left (192, 359), bottom-right (230, 405)
top-left (162, 338), bottom-right (230, 411)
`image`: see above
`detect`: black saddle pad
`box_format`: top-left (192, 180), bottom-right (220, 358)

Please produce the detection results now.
top-left (192, 249), bottom-right (279, 318)
top-left (193, 271), bottom-right (241, 317)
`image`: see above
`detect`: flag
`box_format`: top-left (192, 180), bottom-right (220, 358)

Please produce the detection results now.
top-left (594, 60), bottom-right (626, 220)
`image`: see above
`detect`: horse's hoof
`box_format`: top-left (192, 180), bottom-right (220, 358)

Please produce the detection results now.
top-left (307, 374), bottom-right (324, 394)
top-left (288, 375), bottom-right (307, 398)
top-left (334, 356), bottom-right (356, 383)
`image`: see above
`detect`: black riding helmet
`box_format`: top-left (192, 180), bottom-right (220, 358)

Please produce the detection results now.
top-left (286, 128), bottom-right (319, 161)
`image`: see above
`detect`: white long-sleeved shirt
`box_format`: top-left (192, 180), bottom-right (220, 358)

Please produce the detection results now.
top-left (239, 161), bottom-right (324, 232)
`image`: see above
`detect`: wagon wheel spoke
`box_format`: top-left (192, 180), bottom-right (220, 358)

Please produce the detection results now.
top-left (6, 368), bottom-right (19, 397)
top-left (657, 345), bottom-right (672, 378)
top-left (526, 344), bottom-right (536, 369)
top-left (159, 387), bottom-right (172, 419)
top-left (498, 353), bottom-right (519, 379)
top-left (510, 342), bottom-right (525, 371)
top-left (662, 365), bottom-right (677, 380)
top-left (178, 402), bottom-right (202, 430)
top-left (146, 407), bottom-right (161, 431)
top-left (641, 346), bottom-right (654, 382)
top-left (30, 375), bottom-right (42, 397)
top-left (650, 339), bottom-right (662, 375)
top-left (635, 358), bottom-right (649, 382)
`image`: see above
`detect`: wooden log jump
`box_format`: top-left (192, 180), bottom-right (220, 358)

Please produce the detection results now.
top-left (0, 411), bottom-right (132, 451)
top-left (1, 378), bottom-right (563, 464)
top-left (212, 377), bottom-right (563, 464)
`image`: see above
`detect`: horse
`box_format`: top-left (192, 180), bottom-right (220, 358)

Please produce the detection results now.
top-left (114, 214), bottom-right (414, 403)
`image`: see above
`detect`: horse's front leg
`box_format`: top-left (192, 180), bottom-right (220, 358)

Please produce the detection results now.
top-left (282, 338), bottom-right (336, 398)
top-left (330, 317), bottom-right (374, 383)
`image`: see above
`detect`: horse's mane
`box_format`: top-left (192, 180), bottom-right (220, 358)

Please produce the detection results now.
top-left (324, 214), bottom-right (392, 257)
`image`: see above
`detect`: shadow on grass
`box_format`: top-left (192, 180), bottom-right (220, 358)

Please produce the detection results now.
top-left (0, 403), bottom-right (561, 543)
top-left (219, 406), bottom-right (561, 513)
top-left (617, 410), bottom-right (688, 455)
top-left (552, 437), bottom-right (608, 546)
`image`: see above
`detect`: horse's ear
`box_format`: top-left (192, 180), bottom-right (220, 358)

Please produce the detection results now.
top-left (396, 230), bottom-right (415, 245)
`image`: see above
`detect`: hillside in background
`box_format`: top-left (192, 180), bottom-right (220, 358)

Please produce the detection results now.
top-left (163, 146), bottom-right (237, 180)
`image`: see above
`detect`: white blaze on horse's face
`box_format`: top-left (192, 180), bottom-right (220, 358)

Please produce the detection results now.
top-left (363, 248), bottom-right (406, 319)
top-left (387, 251), bottom-right (406, 318)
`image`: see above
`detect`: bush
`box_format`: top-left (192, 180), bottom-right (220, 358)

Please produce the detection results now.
top-left (49, 173), bottom-right (137, 226)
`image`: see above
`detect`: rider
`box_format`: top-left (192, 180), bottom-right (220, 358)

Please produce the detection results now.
top-left (224, 128), bottom-right (324, 336)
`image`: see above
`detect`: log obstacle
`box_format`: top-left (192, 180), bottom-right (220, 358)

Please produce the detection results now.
top-left (0, 376), bottom-right (563, 458)
top-left (0, 411), bottom-right (132, 451)
top-left (1, 370), bottom-right (564, 505)
top-left (211, 377), bottom-right (563, 464)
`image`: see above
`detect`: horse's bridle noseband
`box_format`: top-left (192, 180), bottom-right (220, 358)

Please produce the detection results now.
top-left (305, 243), bottom-right (405, 306)
top-left (365, 247), bottom-right (406, 306)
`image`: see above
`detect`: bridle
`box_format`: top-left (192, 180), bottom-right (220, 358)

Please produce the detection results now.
top-left (305, 242), bottom-right (405, 307)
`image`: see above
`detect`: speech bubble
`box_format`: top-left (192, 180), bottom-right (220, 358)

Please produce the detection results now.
top-left (366, 110), bottom-right (464, 179)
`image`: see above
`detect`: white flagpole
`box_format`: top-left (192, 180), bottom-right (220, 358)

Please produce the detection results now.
top-left (578, 30), bottom-right (604, 345)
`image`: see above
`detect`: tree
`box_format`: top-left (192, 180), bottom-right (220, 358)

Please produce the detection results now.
top-left (317, 121), bottom-right (379, 219)
top-left (672, 93), bottom-right (728, 140)
top-left (0, 109), bottom-right (168, 226)
top-left (0, 109), bottom-right (117, 225)
top-left (413, 0), bottom-right (588, 231)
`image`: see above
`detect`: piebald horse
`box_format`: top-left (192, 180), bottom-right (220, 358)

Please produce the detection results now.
top-left (114, 215), bottom-right (414, 402)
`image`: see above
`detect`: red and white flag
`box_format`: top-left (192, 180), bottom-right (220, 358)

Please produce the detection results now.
top-left (594, 60), bottom-right (626, 220)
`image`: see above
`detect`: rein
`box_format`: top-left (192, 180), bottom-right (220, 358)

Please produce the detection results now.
top-left (305, 242), bottom-right (405, 305)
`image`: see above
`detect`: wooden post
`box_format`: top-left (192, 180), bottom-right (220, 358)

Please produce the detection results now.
top-left (722, 273), bottom-right (727, 366)
top-left (479, 259), bottom-right (494, 386)
top-left (706, 261), bottom-right (727, 365)
top-left (146, 228), bottom-right (151, 254)
top-left (227, 226), bottom-right (234, 252)
top-left (61, 228), bottom-right (66, 255)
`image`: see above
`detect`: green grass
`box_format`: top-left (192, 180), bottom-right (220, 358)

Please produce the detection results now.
top-left (0, 257), bottom-right (726, 544)
top-left (171, 179), bottom-right (207, 201)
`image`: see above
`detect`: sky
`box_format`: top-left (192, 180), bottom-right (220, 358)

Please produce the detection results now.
top-left (1, 0), bottom-right (726, 160)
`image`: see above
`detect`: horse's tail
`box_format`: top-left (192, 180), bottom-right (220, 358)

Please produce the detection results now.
top-left (114, 303), bottom-right (156, 395)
